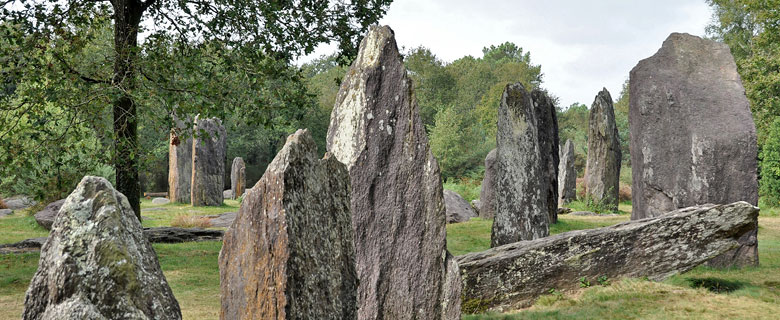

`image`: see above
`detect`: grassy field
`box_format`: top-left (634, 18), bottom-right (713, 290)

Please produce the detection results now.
top-left (2, 199), bottom-right (780, 319)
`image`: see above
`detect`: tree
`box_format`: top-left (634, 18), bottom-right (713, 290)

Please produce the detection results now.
top-left (760, 119), bottom-right (780, 205)
top-left (2, 0), bottom-right (392, 218)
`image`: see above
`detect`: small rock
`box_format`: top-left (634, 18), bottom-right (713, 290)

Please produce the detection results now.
top-left (5, 195), bottom-right (37, 210)
top-left (196, 211), bottom-right (236, 228)
top-left (0, 209), bottom-right (13, 217)
top-left (151, 197), bottom-right (170, 205)
top-left (557, 207), bottom-right (572, 215)
top-left (222, 189), bottom-right (233, 199)
top-left (34, 199), bottom-right (66, 230)
top-left (444, 190), bottom-right (477, 223)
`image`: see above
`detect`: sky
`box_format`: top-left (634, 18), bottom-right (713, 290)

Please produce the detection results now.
top-left (299, 0), bottom-right (713, 108)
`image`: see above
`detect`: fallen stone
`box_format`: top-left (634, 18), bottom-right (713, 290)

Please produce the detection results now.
top-left (457, 202), bottom-right (757, 313)
top-left (569, 211), bottom-right (619, 217)
top-left (230, 157), bottom-right (245, 200)
top-left (168, 115), bottom-right (193, 203)
top-left (5, 195), bottom-right (37, 210)
top-left (479, 149), bottom-right (497, 219)
top-left (144, 192), bottom-right (167, 198)
top-left (151, 197), bottom-right (170, 205)
top-left (0, 237), bottom-right (46, 254)
top-left (493, 83), bottom-right (549, 246)
top-left (33, 199), bottom-right (65, 230)
top-left (0, 209), bottom-right (13, 217)
top-left (557, 207), bottom-right (572, 215)
top-left (585, 88), bottom-right (621, 211)
top-left (191, 116), bottom-right (226, 207)
top-left (22, 176), bottom-right (181, 319)
top-left (558, 139), bottom-right (577, 206)
top-left (326, 25), bottom-right (458, 319)
top-left (220, 129), bottom-right (356, 319)
top-left (196, 211), bottom-right (237, 228)
top-left (533, 90), bottom-right (560, 224)
top-left (630, 32), bottom-right (759, 267)
top-left (444, 190), bottom-right (477, 223)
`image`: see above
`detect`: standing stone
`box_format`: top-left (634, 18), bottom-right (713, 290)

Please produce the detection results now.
top-left (585, 88), bottom-right (621, 211)
top-left (558, 139), bottom-right (577, 206)
top-left (326, 25), bottom-right (459, 320)
top-left (492, 83), bottom-right (549, 247)
top-left (444, 189), bottom-right (477, 223)
top-left (479, 149), bottom-right (497, 219)
top-left (219, 129), bottom-right (356, 320)
top-left (230, 157), bottom-right (246, 200)
top-left (168, 115), bottom-right (193, 203)
top-left (23, 176), bottom-right (181, 320)
top-left (533, 90), bottom-right (560, 224)
top-left (191, 116), bottom-right (226, 206)
top-left (630, 33), bottom-right (759, 267)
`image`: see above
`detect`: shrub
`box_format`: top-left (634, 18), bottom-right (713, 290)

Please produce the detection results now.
top-left (619, 182), bottom-right (632, 202)
top-left (760, 119), bottom-right (780, 206)
top-left (171, 215), bottom-right (212, 228)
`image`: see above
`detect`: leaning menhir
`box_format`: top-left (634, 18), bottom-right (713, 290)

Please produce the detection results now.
top-left (492, 83), bottom-right (549, 247)
top-left (630, 33), bottom-right (758, 267)
top-left (191, 116), bottom-right (226, 206)
top-left (23, 176), bottom-right (181, 320)
top-left (585, 88), bottom-right (621, 211)
top-left (219, 129), bottom-right (357, 320)
top-left (326, 25), bottom-right (460, 319)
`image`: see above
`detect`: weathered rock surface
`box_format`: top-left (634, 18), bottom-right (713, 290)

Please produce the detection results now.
top-left (196, 211), bottom-right (237, 228)
top-left (222, 190), bottom-right (233, 199)
top-left (630, 33), bottom-right (759, 267)
top-left (220, 129), bottom-right (356, 320)
top-left (5, 195), bottom-right (37, 210)
top-left (471, 200), bottom-right (481, 213)
top-left (444, 190), bottom-right (477, 223)
top-left (0, 237), bottom-right (46, 254)
top-left (479, 149), bottom-right (497, 219)
top-left (533, 90), bottom-right (560, 224)
top-left (230, 157), bottom-right (245, 200)
top-left (151, 197), bottom-right (170, 205)
top-left (22, 176), bottom-right (181, 320)
top-left (191, 116), bottom-right (226, 206)
top-left (585, 88), bottom-right (621, 211)
top-left (168, 115), bottom-right (193, 203)
top-left (458, 202), bottom-right (758, 313)
top-left (492, 83), bottom-right (549, 247)
top-left (0, 209), bottom-right (13, 217)
top-left (558, 139), bottom-right (577, 206)
top-left (33, 199), bottom-right (65, 230)
top-left (326, 25), bottom-right (458, 320)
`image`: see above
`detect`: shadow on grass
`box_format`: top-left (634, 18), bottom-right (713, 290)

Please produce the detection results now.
top-left (686, 277), bottom-right (745, 293)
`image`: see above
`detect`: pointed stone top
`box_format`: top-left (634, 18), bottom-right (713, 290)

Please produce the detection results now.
top-left (595, 87), bottom-right (613, 103)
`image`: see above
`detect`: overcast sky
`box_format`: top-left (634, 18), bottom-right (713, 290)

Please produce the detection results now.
top-left (300, 0), bottom-right (713, 108)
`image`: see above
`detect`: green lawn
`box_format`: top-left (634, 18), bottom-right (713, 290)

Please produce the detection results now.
top-left (2, 199), bottom-right (780, 319)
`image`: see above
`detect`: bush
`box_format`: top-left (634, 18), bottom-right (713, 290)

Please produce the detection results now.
top-left (760, 119), bottom-right (780, 206)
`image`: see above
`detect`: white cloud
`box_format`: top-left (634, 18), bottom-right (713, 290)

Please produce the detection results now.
top-left (300, 0), bottom-right (713, 107)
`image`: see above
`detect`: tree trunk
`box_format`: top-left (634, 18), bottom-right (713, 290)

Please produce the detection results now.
top-left (112, 0), bottom-right (145, 219)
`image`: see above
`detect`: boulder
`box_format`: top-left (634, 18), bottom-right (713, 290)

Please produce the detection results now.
top-left (191, 116), bottom-right (226, 206)
top-left (444, 190), bottom-right (477, 223)
top-left (492, 83), bottom-right (549, 247)
top-left (229, 157), bottom-right (246, 200)
top-left (168, 115), bottom-right (193, 203)
top-left (479, 149), bottom-right (497, 219)
top-left (151, 197), bottom-right (170, 205)
top-left (22, 176), bottom-right (181, 320)
top-left (585, 88), bottom-right (621, 211)
top-left (5, 195), bottom-right (37, 210)
top-left (471, 200), bottom-right (482, 213)
top-left (558, 139), bottom-right (577, 206)
top-left (222, 190), bottom-right (233, 199)
top-left (220, 129), bottom-right (356, 319)
top-left (0, 209), bottom-right (13, 217)
top-left (326, 25), bottom-right (459, 319)
top-left (196, 211), bottom-right (237, 228)
top-left (532, 90), bottom-right (560, 224)
top-left (33, 199), bottom-right (65, 230)
top-left (144, 227), bottom-right (223, 243)
top-left (630, 33), bottom-right (759, 267)
top-left (458, 202), bottom-right (758, 313)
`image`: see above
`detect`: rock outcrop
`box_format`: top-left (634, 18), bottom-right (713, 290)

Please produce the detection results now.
top-left (585, 88), bottom-right (621, 211)
top-left (168, 115), bottom-right (193, 203)
top-left (492, 83), bottom-right (549, 247)
top-left (558, 139), bottom-right (577, 206)
top-left (326, 25), bottom-right (459, 320)
top-left (479, 149), bottom-right (497, 219)
top-left (191, 116), bottom-right (226, 206)
top-left (533, 90), bottom-right (560, 224)
top-left (33, 199), bottom-right (65, 230)
top-left (458, 202), bottom-right (758, 313)
top-left (23, 176), bottom-right (181, 320)
top-left (444, 190), bottom-right (477, 223)
top-left (220, 129), bottom-right (357, 320)
top-left (630, 33), bottom-right (759, 267)
top-left (230, 157), bottom-right (245, 200)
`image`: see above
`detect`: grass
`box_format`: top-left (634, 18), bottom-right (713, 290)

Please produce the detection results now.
top-left (3, 197), bottom-right (780, 319)
top-left (444, 177), bottom-right (482, 202)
